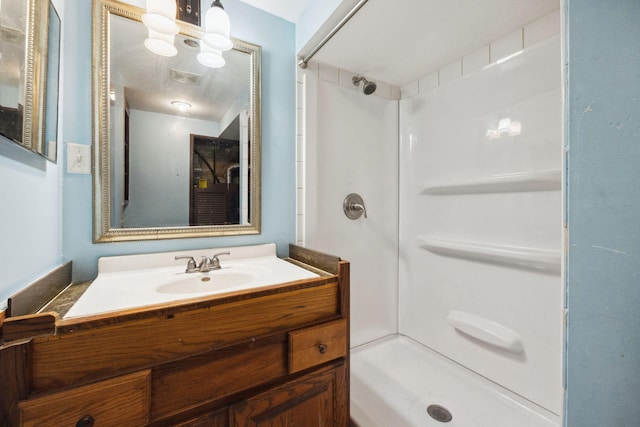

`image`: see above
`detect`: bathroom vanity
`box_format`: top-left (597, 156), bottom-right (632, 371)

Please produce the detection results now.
top-left (0, 245), bottom-right (349, 426)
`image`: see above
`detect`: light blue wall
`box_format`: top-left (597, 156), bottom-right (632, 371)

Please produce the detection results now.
top-left (295, 0), bottom-right (344, 53)
top-left (0, 142), bottom-right (62, 305)
top-left (0, 0), bottom-right (65, 305)
top-left (62, 0), bottom-right (296, 282)
top-left (565, 0), bottom-right (640, 425)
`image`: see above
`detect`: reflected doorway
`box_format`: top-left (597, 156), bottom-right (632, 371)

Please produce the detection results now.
top-left (189, 134), bottom-right (241, 225)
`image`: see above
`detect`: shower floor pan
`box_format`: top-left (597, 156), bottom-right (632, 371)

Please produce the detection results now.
top-left (350, 335), bottom-right (560, 427)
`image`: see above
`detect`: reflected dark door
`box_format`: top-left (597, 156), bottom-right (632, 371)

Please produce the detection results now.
top-left (189, 134), bottom-right (240, 225)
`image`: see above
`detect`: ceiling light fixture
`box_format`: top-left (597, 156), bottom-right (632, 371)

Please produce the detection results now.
top-left (171, 100), bottom-right (192, 111)
top-left (202, 0), bottom-right (232, 52)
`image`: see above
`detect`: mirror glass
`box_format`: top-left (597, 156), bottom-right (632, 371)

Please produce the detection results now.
top-left (93, 1), bottom-right (261, 242)
top-left (0, 0), bottom-right (59, 162)
top-left (42, 1), bottom-right (60, 160)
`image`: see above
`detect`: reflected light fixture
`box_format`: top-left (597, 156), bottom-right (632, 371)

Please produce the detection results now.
top-left (171, 100), bottom-right (192, 111)
top-left (202, 0), bottom-right (232, 52)
top-left (142, 0), bottom-right (232, 67)
top-left (197, 42), bottom-right (225, 68)
top-left (142, 0), bottom-right (179, 35)
top-left (486, 117), bottom-right (522, 140)
top-left (145, 28), bottom-right (178, 57)
top-left (143, 0), bottom-right (179, 57)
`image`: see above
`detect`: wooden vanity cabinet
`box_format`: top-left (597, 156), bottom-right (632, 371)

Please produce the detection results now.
top-left (230, 362), bottom-right (347, 426)
top-left (0, 246), bottom-right (349, 427)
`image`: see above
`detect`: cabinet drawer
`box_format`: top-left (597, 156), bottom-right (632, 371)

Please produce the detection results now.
top-left (289, 319), bottom-right (347, 373)
top-left (19, 370), bottom-right (150, 427)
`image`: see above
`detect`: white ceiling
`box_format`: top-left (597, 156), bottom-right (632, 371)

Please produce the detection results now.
top-left (239, 0), bottom-right (314, 23)
top-left (292, 0), bottom-right (559, 87)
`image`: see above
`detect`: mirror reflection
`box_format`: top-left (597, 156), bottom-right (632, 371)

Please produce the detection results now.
top-left (0, 0), bottom-right (60, 162)
top-left (0, 0), bottom-right (27, 144)
top-left (94, 1), bottom-right (261, 242)
top-left (42, 1), bottom-right (60, 160)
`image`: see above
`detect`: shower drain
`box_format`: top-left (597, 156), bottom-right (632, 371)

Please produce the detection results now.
top-left (426, 404), bottom-right (453, 423)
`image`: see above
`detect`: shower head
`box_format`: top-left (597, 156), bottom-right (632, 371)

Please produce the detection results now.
top-left (352, 76), bottom-right (377, 95)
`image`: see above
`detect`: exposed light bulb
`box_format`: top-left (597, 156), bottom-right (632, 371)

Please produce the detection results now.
top-left (203, 0), bottom-right (232, 51)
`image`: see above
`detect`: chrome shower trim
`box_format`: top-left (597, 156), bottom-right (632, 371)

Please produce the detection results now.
top-left (352, 76), bottom-right (377, 95)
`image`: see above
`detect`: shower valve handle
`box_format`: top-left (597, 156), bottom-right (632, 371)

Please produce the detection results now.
top-left (343, 193), bottom-right (367, 220)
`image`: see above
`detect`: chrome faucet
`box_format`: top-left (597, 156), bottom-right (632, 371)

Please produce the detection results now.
top-left (175, 255), bottom-right (199, 273)
top-left (175, 252), bottom-right (230, 273)
top-left (210, 251), bottom-right (230, 270)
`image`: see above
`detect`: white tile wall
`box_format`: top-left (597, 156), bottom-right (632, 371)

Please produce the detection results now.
top-left (524, 10), bottom-right (560, 48)
top-left (418, 71), bottom-right (438, 93)
top-left (339, 68), bottom-right (358, 90)
top-left (390, 85), bottom-right (401, 101)
top-left (463, 46), bottom-right (490, 75)
top-left (490, 28), bottom-right (523, 62)
top-left (319, 63), bottom-right (340, 84)
top-left (296, 135), bottom-right (304, 162)
top-left (401, 80), bottom-right (419, 98)
top-left (296, 108), bottom-right (304, 137)
top-left (438, 59), bottom-right (462, 85)
top-left (295, 62), bottom-right (400, 245)
top-left (375, 81), bottom-right (392, 99)
top-left (401, 9), bottom-right (559, 100)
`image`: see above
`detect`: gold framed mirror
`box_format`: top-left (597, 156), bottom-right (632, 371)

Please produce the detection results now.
top-left (92, 0), bottom-right (261, 242)
top-left (0, 0), bottom-right (60, 162)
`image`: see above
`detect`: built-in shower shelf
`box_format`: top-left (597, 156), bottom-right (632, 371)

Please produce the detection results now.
top-left (421, 170), bottom-right (561, 195)
top-left (419, 237), bottom-right (561, 273)
top-left (446, 310), bottom-right (524, 354)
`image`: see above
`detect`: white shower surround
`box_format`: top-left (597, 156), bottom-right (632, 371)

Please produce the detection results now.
top-left (399, 34), bottom-right (562, 415)
top-left (299, 9), bottom-right (562, 426)
top-left (301, 71), bottom-right (400, 348)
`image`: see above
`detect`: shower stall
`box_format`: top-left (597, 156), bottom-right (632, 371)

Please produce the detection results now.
top-left (298, 2), bottom-right (562, 426)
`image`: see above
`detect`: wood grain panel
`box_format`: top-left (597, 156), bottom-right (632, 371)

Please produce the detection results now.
top-left (30, 282), bottom-right (339, 392)
top-left (152, 339), bottom-right (286, 421)
top-left (172, 408), bottom-right (228, 427)
top-left (2, 313), bottom-right (57, 343)
top-left (289, 319), bottom-right (347, 374)
top-left (0, 342), bottom-right (30, 427)
top-left (230, 365), bottom-right (342, 426)
top-left (18, 370), bottom-right (150, 427)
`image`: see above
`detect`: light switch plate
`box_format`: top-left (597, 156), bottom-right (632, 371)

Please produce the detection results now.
top-left (67, 143), bottom-right (91, 174)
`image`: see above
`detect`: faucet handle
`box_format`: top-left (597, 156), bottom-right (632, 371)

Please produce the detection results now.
top-left (210, 251), bottom-right (230, 270)
top-left (175, 255), bottom-right (198, 273)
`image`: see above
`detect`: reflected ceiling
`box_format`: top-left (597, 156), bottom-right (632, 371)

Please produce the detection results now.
top-left (110, 15), bottom-right (249, 122)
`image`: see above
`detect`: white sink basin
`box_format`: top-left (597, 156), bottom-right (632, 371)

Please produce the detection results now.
top-left (156, 272), bottom-right (255, 294)
top-left (64, 244), bottom-right (320, 318)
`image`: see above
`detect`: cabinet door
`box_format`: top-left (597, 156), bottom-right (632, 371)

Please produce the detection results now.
top-left (230, 365), bottom-right (346, 427)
